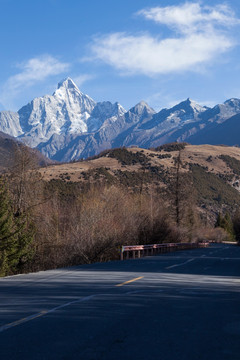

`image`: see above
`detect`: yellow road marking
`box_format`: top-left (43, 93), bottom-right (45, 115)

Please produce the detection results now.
top-left (1, 277), bottom-right (144, 332)
top-left (0, 295), bottom-right (95, 333)
top-left (116, 276), bottom-right (144, 287)
top-left (1, 311), bottom-right (48, 332)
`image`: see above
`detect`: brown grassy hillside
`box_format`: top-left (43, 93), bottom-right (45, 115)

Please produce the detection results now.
top-left (40, 144), bottom-right (240, 185)
top-left (38, 144), bottom-right (240, 224)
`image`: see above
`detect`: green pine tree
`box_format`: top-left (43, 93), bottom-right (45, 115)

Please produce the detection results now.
top-left (0, 178), bottom-right (35, 276)
top-left (233, 211), bottom-right (240, 244)
top-left (0, 179), bottom-right (17, 275)
top-left (222, 212), bottom-right (235, 241)
top-left (215, 212), bottom-right (223, 228)
top-left (14, 214), bottom-right (35, 270)
top-left (215, 212), bottom-right (235, 241)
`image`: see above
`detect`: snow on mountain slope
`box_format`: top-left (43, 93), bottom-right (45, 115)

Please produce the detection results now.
top-left (0, 111), bottom-right (22, 137)
top-left (87, 101), bottom-right (126, 133)
top-left (118, 98), bottom-right (208, 148)
top-left (18, 78), bottom-right (97, 146)
top-left (13, 78), bottom-right (128, 148)
top-left (37, 100), bottom-right (154, 160)
top-left (199, 98), bottom-right (240, 124)
top-left (139, 98), bottom-right (208, 132)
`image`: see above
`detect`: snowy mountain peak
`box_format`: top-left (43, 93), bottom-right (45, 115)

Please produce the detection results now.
top-left (140, 98), bottom-right (208, 132)
top-left (224, 98), bottom-right (240, 108)
top-left (91, 101), bottom-right (126, 118)
top-left (57, 77), bottom-right (79, 91)
top-left (86, 101), bottom-right (127, 132)
top-left (178, 98), bottom-right (207, 113)
top-left (138, 100), bottom-right (149, 106)
top-left (54, 77), bottom-right (95, 107)
top-left (189, 99), bottom-right (208, 112)
top-left (14, 78), bottom-right (97, 147)
top-left (131, 101), bottom-right (155, 115)
top-left (201, 98), bottom-right (240, 124)
top-left (115, 102), bottom-right (127, 116)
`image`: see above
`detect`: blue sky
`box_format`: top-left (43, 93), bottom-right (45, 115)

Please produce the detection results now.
top-left (0, 0), bottom-right (240, 111)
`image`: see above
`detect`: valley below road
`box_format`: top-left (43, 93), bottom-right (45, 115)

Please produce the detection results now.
top-left (0, 243), bottom-right (240, 360)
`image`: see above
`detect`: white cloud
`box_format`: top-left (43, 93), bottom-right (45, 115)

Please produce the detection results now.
top-left (7, 55), bottom-right (70, 92)
top-left (90, 2), bottom-right (239, 76)
top-left (91, 31), bottom-right (232, 76)
top-left (137, 3), bottom-right (239, 33)
top-left (0, 55), bottom-right (70, 109)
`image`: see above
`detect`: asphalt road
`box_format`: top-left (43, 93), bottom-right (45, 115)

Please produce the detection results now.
top-left (0, 243), bottom-right (240, 360)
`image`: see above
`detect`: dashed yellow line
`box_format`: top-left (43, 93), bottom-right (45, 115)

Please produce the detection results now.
top-left (116, 276), bottom-right (144, 287)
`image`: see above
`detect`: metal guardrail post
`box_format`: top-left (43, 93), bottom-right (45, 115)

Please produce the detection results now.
top-left (120, 246), bottom-right (124, 261)
top-left (119, 241), bottom-right (209, 260)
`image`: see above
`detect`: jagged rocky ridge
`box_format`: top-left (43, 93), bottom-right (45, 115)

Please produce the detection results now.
top-left (1, 77), bottom-right (240, 161)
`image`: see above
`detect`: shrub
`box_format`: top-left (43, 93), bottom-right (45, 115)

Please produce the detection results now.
top-left (219, 155), bottom-right (240, 175)
top-left (193, 227), bottom-right (230, 243)
top-left (153, 142), bottom-right (188, 152)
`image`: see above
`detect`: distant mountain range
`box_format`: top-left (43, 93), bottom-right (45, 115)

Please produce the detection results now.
top-left (1, 77), bottom-right (240, 162)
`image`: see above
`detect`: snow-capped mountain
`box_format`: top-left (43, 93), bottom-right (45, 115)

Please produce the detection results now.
top-left (37, 100), bottom-right (156, 160)
top-left (199, 98), bottom-right (240, 124)
top-left (1, 78), bottom-right (240, 161)
top-left (87, 101), bottom-right (126, 133)
top-left (139, 98), bottom-right (208, 131)
top-left (1, 78), bottom-right (127, 148)
top-left (18, 78), bottom-right (97, 147)
top-left (123, 98), bottom-right (209, 148)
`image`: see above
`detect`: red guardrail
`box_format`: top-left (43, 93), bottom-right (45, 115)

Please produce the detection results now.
top-left (120, 241), bottom-right (209, 260)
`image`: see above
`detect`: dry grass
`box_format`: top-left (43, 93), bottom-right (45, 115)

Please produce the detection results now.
top-left (39, 144), bottom-right (240, 183)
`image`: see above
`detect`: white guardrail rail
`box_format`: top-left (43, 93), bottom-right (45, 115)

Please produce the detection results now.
top-left (120, 242), bottom-right (209, 260)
